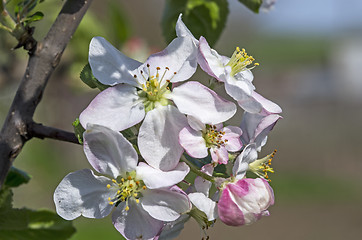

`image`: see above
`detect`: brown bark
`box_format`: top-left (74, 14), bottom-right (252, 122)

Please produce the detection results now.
top-left (0, 0), bottom-right (93, 187)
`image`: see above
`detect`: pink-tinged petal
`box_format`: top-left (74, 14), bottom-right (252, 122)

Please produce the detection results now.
top-left (112, 201), bottom-right (164, 240)
top-left (217, 187), bottom-right (245, 226)
top-left (138, 105), bottom-right (187, 171)
top-left (230, 178), bottom-right (274, 225)
top-left (137, 37), bottom-right (197, 85)
top-left (187, 115), bottom-right (205, 131)
top-left (141, 188), bottom-right (191, 222)
top-left (253, 91), bottom-right (282, 115)
top-left (188, 192), bottom-right (218, 221)
top-left (238, 91), bottom-right (282, 114)
top-left (79, 84), bottom-right (145, 132)
top-left (176, 14), bottom-right (198, 43)
top-left (54, 169), bottom-right (115, 220)
top-left (211, 146), bottom-right (229, 164)
top-left (179, 127), bottom-right (208, 159)
top-left (136, 162), bottom-right (189, 189)
top-left (89, 37), bottom-right (141, 87)
top-left (222, 126), bottom-right (243, 152)
top-left (83, 124), bottom-right (138, 178)
top-left (232, 143), bottom-right (258, 179)
top-left (198, 36), bottom-right (227, 82)
top-left (194, 164), bottom-right (214, 196)
top-left (171, 81), bottom-right (236, 124)
top-left (241, 112), bottom-right (281, 150)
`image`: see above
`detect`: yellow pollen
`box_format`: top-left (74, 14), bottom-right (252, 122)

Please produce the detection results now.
top-left (136, 199), bottom-right (140, 204)
top-left (108, 197), bottom-right (111, 201)
top-left (106, 184), bottom-right (111, 189)
top-left (109, 201), bottom-right (114, 205)
top-left (133, 193), bottom-right (138, 197)
top-left (142, 186), bottom-right (146, 190)
top-left (117, 190), bottom-right (121, 194)
top-left (125, 206), bottom-right (129, 211)
top-left (112, 179), bottom-right (117, 183)
top-left (127, 176), bottom-right (132, 180)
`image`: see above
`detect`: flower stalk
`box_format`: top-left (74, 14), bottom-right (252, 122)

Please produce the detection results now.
top-left (181, 155), bottom-right (215, 182)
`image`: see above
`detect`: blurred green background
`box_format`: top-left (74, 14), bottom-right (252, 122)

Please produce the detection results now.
top-left (1, 0), bottom-right (362, 239)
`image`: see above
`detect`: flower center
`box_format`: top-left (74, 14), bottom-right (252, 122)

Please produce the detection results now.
top-left (203, 125), bottom-right (228, 149)
top-left (226, 47), bottom-right (259, 76)
top-left (136, 64), bottom-right (174, 112)
top-left (248, 149), bottom-right (276, 181)
top-left (106, 171), bottom-right (146, 211)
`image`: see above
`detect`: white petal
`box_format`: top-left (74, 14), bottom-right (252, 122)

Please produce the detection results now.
top-left (187, 115), bottom-right (205, 131)
top-left (171, 81), bottom-right (236, 124)
top-left (112, 201), bottom-right (164, 240)
top-left (138, 105), bottom-right (187, 171)
top-left (158, 215), bottom-right (190, 240)
top-left (232, 144), bottom-right (258, 179)
top-left (83, 124), bottom-right (138, 178)
top-left (136, 162), bottom-right (189, 189)
top-left (54, 169), bottom-right (115, 220)
top-left (136, 37), bottom-right (197, 85)
top-left (188, 192), bottom-right (218, 221)
top-left (141, 188), bottom-right (191, 222)
top-left (194, 164), bottom-right (214, 196)
top-left (224, 75), bottom-right (254, 104)
top-left (89, 37), bottom-right (142, 86)
top-left (198, 36), bottom-right (227, 81)
top-left (179, 127), bottom-right (208, 159)
top-left (79, 84), bottom-right (145, 132)
top-left (176, 14), bottom-right (197, 42)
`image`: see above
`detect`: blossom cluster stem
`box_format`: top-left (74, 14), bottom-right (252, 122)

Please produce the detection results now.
top-left (180, 155), bottom-right (214, 182)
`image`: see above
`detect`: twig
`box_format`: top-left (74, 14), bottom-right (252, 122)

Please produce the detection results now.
top-left (28, 122), bottom-right (79, 144)
top-left (0, 0), bottom-right (93, 188)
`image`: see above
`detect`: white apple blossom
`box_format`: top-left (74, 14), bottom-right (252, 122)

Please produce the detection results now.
top-left (179, 116), bottom-right (242, 164)
top-left (79, 16), bottom-right (236, 171)
top-left (54, 124), bottom-right (191, 240)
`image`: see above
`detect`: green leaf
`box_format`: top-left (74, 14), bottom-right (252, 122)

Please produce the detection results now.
top-left (237, 0), bottom-right (262, 13)
top-left (0, 187), bottom-right (13, 210)
top-left (162, 0), bottom-right (229, 47)
top-left (4, 167), bottom-right (31, 188)
top-left (80, 63), bottom-right (108, 91)
top-left (0, 208), bottom-right (76, 240)
top-left (23, 11), bottom-right (44, 24)
top-left (72, 118), bottom-right (85, 144)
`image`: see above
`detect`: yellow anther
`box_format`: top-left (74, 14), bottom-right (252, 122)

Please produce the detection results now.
top-left (109, 201), bottom-right (114, 205)
top-left (106, 184), bottom-right (111, 189)
top-left (125, 206), bottom-right (129, 211)
top-left (127, 176), bottom-right (132, 180)
top-left (136, 181), bottom-right (140, 185)
top-left (156, 67), bottom-right (161, 70)
top-left (121, 178), bottom-right (125, 182)
top-left (117, 190), bottom-right (121, 194)
top-left (254, 63), bottom-right (259, 66)
top-left (142, 186), bottom-right (147, 190)
top-left (129, 184), bottom-right (133, 187)
top-left (236, 47), bottom-right (240, 52)
top-left (112, 179), bottom-right (117, 183)
top-left (136, 199), bottom-right (140, 204)
top-left (108, 197), bottom-right (111, 201)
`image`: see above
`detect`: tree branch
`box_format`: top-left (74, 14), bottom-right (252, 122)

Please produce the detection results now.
top-left (0, 0), bottom-right (93, 187)
top-left (28, 122), bottom-right (79, 144)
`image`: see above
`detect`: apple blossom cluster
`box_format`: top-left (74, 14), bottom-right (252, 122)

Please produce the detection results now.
top-left (54, 14), bottom-right (282, 240)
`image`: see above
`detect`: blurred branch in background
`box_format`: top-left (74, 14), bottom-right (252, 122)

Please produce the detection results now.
top-left (0, 0), bottom-right (93, 188)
